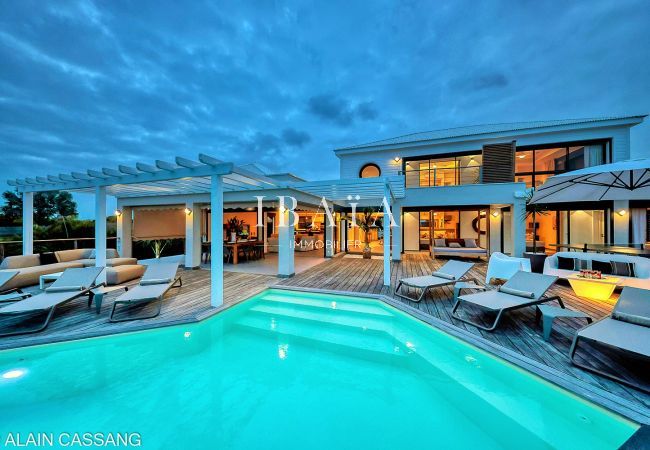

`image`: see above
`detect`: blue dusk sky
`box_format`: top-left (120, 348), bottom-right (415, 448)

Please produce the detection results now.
top-left (1, 0), bottom-right (649, 218)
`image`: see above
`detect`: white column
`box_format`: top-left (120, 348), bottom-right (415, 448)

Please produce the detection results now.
top-left (211, 176), bottom-right (224, 307)
top-left (489, 208), bottom-right (502, 255)
top-left (185, 202), bottom-right (202, 269)
top-left (95, 187), bottom-right (107, 285)
top-left (613, 200), bottom-right (630, 245)
top-left (383, 185), bottom-right (391, 286)
top-left (511, 197), bottom-right (526, 257)
top-left (278, 207), bottom-right (295, 277)
top-left (392, 204), bottom-right (401, 261)
top-left (116, 206), bottom-right (132, 258)
top-left (22, 192), bottom-right (34, 255)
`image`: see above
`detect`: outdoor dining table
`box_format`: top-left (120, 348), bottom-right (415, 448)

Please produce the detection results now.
top-left (201, 240), bottom-right (264, 264)
top-left (225, 240), bottom-right (264, 264)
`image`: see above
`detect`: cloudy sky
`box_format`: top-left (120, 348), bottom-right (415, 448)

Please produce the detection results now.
top-left (1, 0), bottom-right (649, 217)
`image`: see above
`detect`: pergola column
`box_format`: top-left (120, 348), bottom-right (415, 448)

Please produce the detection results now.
top-left (511, 195), bottom-right (526, 257)
top-left (116, 206), bottom-right (132, 258)
top-left (210, 176), bottom-right (224, 307)
top-left (383, 184), bottom-right (391, 286)
top-left (95, 187), bottom-right (107, 284)
top-left (278, 207), bottom-right (295, 277)
top-left (391, 204), bottom-right (401, 261)
top-left (185, 201), bottom-right (202, 269)
top-left (22, 192), bottom-right (34, 255)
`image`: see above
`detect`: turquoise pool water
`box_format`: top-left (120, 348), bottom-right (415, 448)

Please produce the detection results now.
top-left (0, 289), bottom-right (638, 449)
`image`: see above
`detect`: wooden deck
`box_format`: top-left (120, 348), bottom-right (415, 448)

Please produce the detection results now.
top-left (1, 254), bottom-right (648, 419)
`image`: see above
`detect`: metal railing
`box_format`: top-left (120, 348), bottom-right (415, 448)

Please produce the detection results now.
top-left (402, 166), bottom-right (482, 188)
top-left (0, 237), bottom-right (117, 261)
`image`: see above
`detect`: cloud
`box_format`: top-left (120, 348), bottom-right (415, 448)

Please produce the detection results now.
top-left (282, 128), bottom-right (311, 147)
top-left (307, 95), bottom-right (378, 126)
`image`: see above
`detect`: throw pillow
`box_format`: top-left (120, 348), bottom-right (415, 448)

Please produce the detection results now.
top-left (39, 252), bottom-right (58, 265)
top-left (611, 261), bottom-right (636, 277)
top-left (463, 238), bottom-right (477, 248)
top-left (434, 239), bottom-right (446, 247)
top-left (557, 256), bottom-right (576, 271)
top-left (591, 259), bottom-right (613, 275)
top-left (449, 242), bottom-right (462, 248)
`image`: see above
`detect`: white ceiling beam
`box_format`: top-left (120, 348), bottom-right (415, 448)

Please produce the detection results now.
top-left (102, 168), bottom-right (122, 177)
top-left (72, 172), bottom-right (92, 180)
top-left (198, 153), bottom-right (223, 166)
top-left (175, 156), bottom-right (201, 168)
top-left (118, 165), bottom-right (140, 175)
top-left (59, 174), bottom-right (76, 182)
top-left (88, 169), bottom-right (110, 179)
top-left (155, 160), bottom-right (179, 171)
top-left (36, 176), bottom-right (49, 183)
top-left (136, 162), bottom-right (159, 173)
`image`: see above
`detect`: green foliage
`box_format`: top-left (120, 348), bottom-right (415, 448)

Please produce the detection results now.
top-left (1, 190), bottom-right (78, 226)
top-left (226, 217), bottom-right (245, 234)
top-left (357, 208), bottom-right (383, 245)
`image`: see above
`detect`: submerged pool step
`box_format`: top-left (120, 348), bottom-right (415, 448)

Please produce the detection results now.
top-left (257, 292), bottom-right (393, 318)
top-left (249, 302), bottom-right (396, 336)
top-left (234, 313), bottom-right (404, 360)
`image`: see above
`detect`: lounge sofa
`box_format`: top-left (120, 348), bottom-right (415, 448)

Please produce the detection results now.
top-left (0, 249), bottom-right (138, 290)
top-left (431, 238), bottom-right (487, 259)
top-left (544, 251), bottom-right (650, 289)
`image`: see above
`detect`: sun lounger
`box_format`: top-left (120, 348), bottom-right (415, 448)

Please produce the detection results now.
top-left (394, 260), bottom-right (476, 302)
top-left (109, 263), bottom-right (182, 322)
top-left (0, 270), bottom-right (31, 303)
top-left (451, 271), bottom-right (561, 331)
top-left (569, 286), bottom-right (650, 393)
top-left (0, 267), bottom-right (104, 337)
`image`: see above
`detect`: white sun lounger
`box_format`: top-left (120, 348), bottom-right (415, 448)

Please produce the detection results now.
top-left (569, 286), bottom-right (650, 393)
top-left (0, 270), bottom-right (31, 303)
top-left (452, 271), bottom-right (561, 331)
top-left (109, 263), bottom-right (182, 322)
top-left (394, 260), bottom-right (476, 302)
top-left (0, 267), bottom-right (104, 337)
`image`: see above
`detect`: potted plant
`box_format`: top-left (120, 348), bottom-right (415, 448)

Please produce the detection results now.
top-left (522, 189), bottom-right (548, 273)
top-left (149, 239), bottom-right (169, 259)
top-left (226, 217), bottom-right (244, 242)
top-left (358, 208), bottom-right (383, 259)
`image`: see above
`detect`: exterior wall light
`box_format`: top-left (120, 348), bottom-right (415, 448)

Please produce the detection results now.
top-left (491, 211), bottom-right (500, 218)
top-left (184, 207), bottom-right (193, 215)
top-left (617, 209), bottom-right (627, 216)
top-left (114, 209), bottom-right (122, 216)
top-left (393, 156), bottom-right (401, 162)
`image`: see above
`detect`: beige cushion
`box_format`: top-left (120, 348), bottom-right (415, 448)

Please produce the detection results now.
top-left (55, 249), bottom-right (91, 263)
top-left (107, 257), bottom-right (137, 267)
top-left (1, 262), bottom-right (84, 290)
top-left (105, 265), bottom-right (146, 286)
top-left (89, 248), bottom-right (120, 259)
top-left (76, 259), bottom-right (97, 267)
top-left (0, 254), bottom-right (41, 270)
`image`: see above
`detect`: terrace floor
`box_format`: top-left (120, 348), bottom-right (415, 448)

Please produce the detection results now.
top-left (1, 254), bottom-right (648, 420)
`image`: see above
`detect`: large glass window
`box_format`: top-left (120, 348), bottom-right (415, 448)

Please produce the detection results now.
top-left (405, 154), bottom-right (482, 187)
top-left (515, 142), bottom-right (606, 188)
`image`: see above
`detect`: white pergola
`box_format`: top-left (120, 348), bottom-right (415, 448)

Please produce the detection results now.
top-left (8, 155), bottom-right (403, 307)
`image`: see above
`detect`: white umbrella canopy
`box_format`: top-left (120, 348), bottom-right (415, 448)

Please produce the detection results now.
top-left (529, 158), bottom-right (650, 204)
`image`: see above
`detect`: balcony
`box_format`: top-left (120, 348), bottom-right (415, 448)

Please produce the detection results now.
top-left (403, 165), bottom-right (482, 188)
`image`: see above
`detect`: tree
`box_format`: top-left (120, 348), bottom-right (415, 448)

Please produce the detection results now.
top-left (0, 190), bottom-right (77, 227)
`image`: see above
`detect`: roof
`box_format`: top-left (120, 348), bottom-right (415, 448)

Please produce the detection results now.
top-left (335, 115), bottom-right (647, 152)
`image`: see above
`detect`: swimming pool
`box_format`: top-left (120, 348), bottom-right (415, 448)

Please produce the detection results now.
top-left (0, 288), bottom-right (639, 449)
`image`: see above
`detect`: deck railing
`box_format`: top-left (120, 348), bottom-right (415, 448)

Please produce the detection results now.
top-left (402, 165), bottom-right (482, 188)
top-left (0, 237), bottom-right (117, 261)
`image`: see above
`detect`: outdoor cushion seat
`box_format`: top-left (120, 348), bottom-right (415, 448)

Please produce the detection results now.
top-left (0, 262), bottom-right (84, 291)
top-left (107, 257), bottom-right (138, 267)
top-left (105, 265), bottom-right (146, 285)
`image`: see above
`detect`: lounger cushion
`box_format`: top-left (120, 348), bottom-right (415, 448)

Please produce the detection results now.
top-left (432, 271), bottom-right (455, 280)
top-left (0, 262), bottom-right (84, 291)
top-left (0, 254), bottom-right (41, 270)
top-left (459, 290), bottom-right (537, 310)
top-left (105, 265), bottom-right (146, 286)
top-left (434, 239), bottom-right (446, 247)
top-left (55, 249), bottom-right (92, 263)
top-left (578, 318), bottom-right (650, 357)
top-left (498, 286), bottom-right (535, 299)
top-left (141, 278), bottom-right (172, 286)
top-left (107, 257), bottom-right (138, 267)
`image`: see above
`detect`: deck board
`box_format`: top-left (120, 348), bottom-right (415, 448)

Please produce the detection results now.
top-left (0, 254), bottom-right (648, 414)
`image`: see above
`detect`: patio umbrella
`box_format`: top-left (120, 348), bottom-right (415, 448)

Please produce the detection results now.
top-left (529, 158), bottom-right (650, 204)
